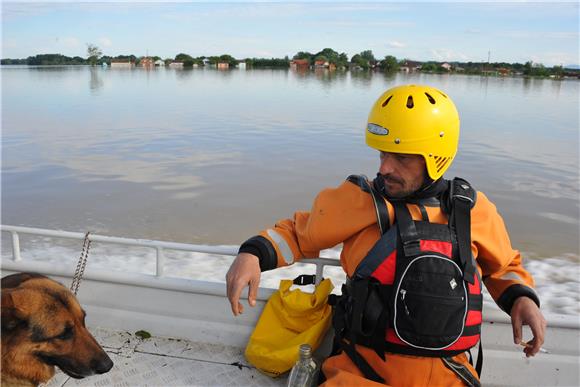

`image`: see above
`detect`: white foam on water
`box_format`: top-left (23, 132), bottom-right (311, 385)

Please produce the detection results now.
top-left (1, 239), bottom-right (578, 317)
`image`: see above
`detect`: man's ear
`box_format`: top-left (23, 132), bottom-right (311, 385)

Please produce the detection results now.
top-left (1, 290), bottom-right (28, 332)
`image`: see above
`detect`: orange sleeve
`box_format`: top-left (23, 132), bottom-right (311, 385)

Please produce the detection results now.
top-left (260, 179), bottom-right (378, 268)
top-left (243, 179), bottom-right (377, 270)
top-left (471, 192), bottom-right (540, 313)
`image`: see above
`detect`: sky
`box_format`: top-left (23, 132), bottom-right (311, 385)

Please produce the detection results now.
top-left (1, 1), bottom-right (579, 66)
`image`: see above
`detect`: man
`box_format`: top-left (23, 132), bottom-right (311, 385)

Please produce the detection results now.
top-left (226, 84), bottom-right (546, 386)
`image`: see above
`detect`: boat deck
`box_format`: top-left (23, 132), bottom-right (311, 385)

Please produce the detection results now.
top-left (42, 328), bottom-right (286, 387)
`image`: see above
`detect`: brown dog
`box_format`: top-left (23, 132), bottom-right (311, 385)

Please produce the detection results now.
top-left (1, 273), bottom-right (113, 387)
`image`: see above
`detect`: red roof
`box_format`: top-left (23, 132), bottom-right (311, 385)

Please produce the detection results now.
top-left (292, 59), bottom-right (309, 65)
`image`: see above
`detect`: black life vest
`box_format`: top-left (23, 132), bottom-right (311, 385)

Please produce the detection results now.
top-left (330, 175), bottom-right (483, 383)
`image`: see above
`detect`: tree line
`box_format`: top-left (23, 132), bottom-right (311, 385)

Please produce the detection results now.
top-left (2, 44), bottom-right (577, 78)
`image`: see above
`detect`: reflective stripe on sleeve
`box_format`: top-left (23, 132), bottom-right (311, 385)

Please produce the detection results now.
top-left (499, 272), bottom-right (539, 298)
top-left (499, 272), bottom-right (525, 283)
top-left (266, 229), bottom-right (294, 264)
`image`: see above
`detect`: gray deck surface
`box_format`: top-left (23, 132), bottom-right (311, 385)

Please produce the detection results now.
top-left (41, 328), bottom-right (287, 387)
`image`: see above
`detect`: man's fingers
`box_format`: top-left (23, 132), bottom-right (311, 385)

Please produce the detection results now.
top-left (229, 280), bottom-right (244, 316)
top-left (512, 314), bottom-right (522, 345)
top-left (248, 278), bottom-right (258, 307)
top-left (527, 316), bottom-right (546, 356)
top-left (225, 253), bottom-right (261, 316)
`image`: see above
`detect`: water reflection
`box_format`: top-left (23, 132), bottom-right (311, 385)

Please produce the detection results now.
top-left (89, 67), bottom-right (103, 93)
top-left (350, 69), bottom-right (373, 87)
top-left (1, 66), bottom-right (578, 257)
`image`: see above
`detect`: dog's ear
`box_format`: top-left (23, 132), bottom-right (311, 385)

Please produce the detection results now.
top-left (1, 290), bottom-right (28, 332)
top-left (2, 272), bottom-right (46, 289)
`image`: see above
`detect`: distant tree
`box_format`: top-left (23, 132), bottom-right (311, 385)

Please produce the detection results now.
top-left (219, 54), bottom-right (237, 67)
top-left (246, 57), bottom-right (290, 68)
top-left (293, 51), bottom-right (313, 64)
top-left (175, 53), bottom-right (193, 62)
top-left (338, 53), bottom-right (349, 68)
top-left (100, 55), bottom-right (112, 65)
top-left (86, 44), bottom-right (102, 66)
top-left (26, 54), bottom-right (86, 65)
top-left (351, 54), bottom-right (370, 70)
top-left (360, 50), bottom-right (376, 66)
top-left (552, 65), bottom-right (563, 78)
top-left (533, 63), bottom-right (550, 77)
top-left (523, 61), bottom-right (533, 76)
top-left (314, 48), bottom-right (340, 65)
top-left (207, 56), bottom-right (220, 65)
top-left (380, 55), bottom-right (399, 73)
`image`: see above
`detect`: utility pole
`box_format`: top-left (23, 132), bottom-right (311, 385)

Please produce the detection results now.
top-left (483, 50), bottom-right (491, 76)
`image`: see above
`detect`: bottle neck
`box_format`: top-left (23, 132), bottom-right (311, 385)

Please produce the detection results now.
top-left (298, 344), bottom-right (313, 362)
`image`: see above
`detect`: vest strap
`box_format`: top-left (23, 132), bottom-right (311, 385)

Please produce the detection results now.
top-left (365, 179), bottom-right (390, 235)
top-left (341, 342), bottom-right (385, 384)
top-left (441, 356), bottom-right (481, 387)
top-left (453, 197), bottom-right (476, 284)
top-left (347, 175), bottom-right (390, 234)
top-left (393, 202), bottom-right (421, 256)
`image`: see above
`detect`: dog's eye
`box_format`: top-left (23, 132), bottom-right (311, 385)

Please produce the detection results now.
top-left (57, 325), bottom-right (74, 340)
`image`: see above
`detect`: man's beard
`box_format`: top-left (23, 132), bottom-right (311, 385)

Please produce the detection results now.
top-left (380, 174), bottom-right (419, 198)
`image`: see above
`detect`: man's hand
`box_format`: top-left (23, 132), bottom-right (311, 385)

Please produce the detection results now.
top-left (510, 296), bottom-right (547, 357)
top-left (226, 253), bottom-right (261, 316)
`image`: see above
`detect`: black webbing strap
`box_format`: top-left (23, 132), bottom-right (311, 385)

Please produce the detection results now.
top-left (475, 339), bottom-right (483, 377)
top-left (350, 280), bottom-right (370, 336)
top-left (453, 197), bottom-right (475, 284)
top-left (441, 357), bottom-right (481, 387)
top-left (341, 342), bottom-right (385, 384)
top-left (293, 274), bottom-right (317, 285)
top-left (418, 203), bottom-right (429, 221)
top-left (352, 175), bottom-right (390, 235)
top-left (392, 202), bottom-right (421, 257)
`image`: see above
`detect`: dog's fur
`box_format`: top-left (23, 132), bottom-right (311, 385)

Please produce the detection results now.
top-left (1, 273), bottom-right (113, 387)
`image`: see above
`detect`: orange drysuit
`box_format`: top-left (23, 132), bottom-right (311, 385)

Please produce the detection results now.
top-left (240, 178), bottom-right (539, 386)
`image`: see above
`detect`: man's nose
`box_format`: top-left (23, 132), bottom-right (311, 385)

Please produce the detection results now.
top-left (379, 153), bottom-right (396, 175)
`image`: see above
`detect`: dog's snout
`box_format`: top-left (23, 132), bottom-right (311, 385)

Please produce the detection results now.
top-left (91, 353), bottom-right (114, 374)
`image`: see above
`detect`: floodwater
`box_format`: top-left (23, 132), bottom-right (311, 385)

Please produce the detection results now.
top-left (1, 66), bottom-right (579, 315)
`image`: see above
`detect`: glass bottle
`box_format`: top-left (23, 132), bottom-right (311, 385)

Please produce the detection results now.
top-left (287, 344), bottom-right (320, 387)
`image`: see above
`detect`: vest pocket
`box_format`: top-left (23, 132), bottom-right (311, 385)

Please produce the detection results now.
top-left (394, 254), bottom-right (467, 350)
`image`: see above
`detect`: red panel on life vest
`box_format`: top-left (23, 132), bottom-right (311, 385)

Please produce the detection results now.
top-left (386, 327), bottom-right (480, 352)
top-left (420, 240), bottom-right (452, 257)
top-left (444, 335), bottom-right (480, 351)
top-left (465, 310), bottom-right (482, 326)
top-left (371, 251), bottom-right (397, 285)
top-left (386, 328), bottom-right (405, 345)
top-left (468, 272), bottom-right (481, 294)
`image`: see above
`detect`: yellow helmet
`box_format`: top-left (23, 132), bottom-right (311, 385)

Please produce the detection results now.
top-left (366, 84), bottom-right (460, 180)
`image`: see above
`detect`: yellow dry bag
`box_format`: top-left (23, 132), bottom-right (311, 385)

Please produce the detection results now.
top-left (245, 277), bottom-right (333, 377)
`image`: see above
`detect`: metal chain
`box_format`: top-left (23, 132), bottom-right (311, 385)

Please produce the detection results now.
top-left (71, 231), bottom-right (91, 295)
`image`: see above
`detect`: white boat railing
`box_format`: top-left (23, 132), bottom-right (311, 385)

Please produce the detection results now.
top-left (0, 224), bottom-right (338, 284)
top-left (2, 224), bottom-right (579, 330)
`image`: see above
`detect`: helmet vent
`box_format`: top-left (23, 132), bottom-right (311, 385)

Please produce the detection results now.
top-left (438, 91), bottom-right (448, 99)
top-left (406, 95), bottom-right (414, 109)
top-left (424, 92), bottom-right (436, 104)
top-left (382, 95), bottom-right (393, 107)
top-left (434, 156), bottom-right (451, 172)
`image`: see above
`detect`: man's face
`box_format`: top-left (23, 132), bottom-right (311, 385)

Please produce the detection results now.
top-left (378, 151), bottom-right (427, 198)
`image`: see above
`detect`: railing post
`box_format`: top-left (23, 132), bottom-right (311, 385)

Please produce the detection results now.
top-left (11, 232), bottom-right (21, 261)
top-left (156, 246), bottom-right (165, 277)
top-left (315, 261), bottom-right (323, 285)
